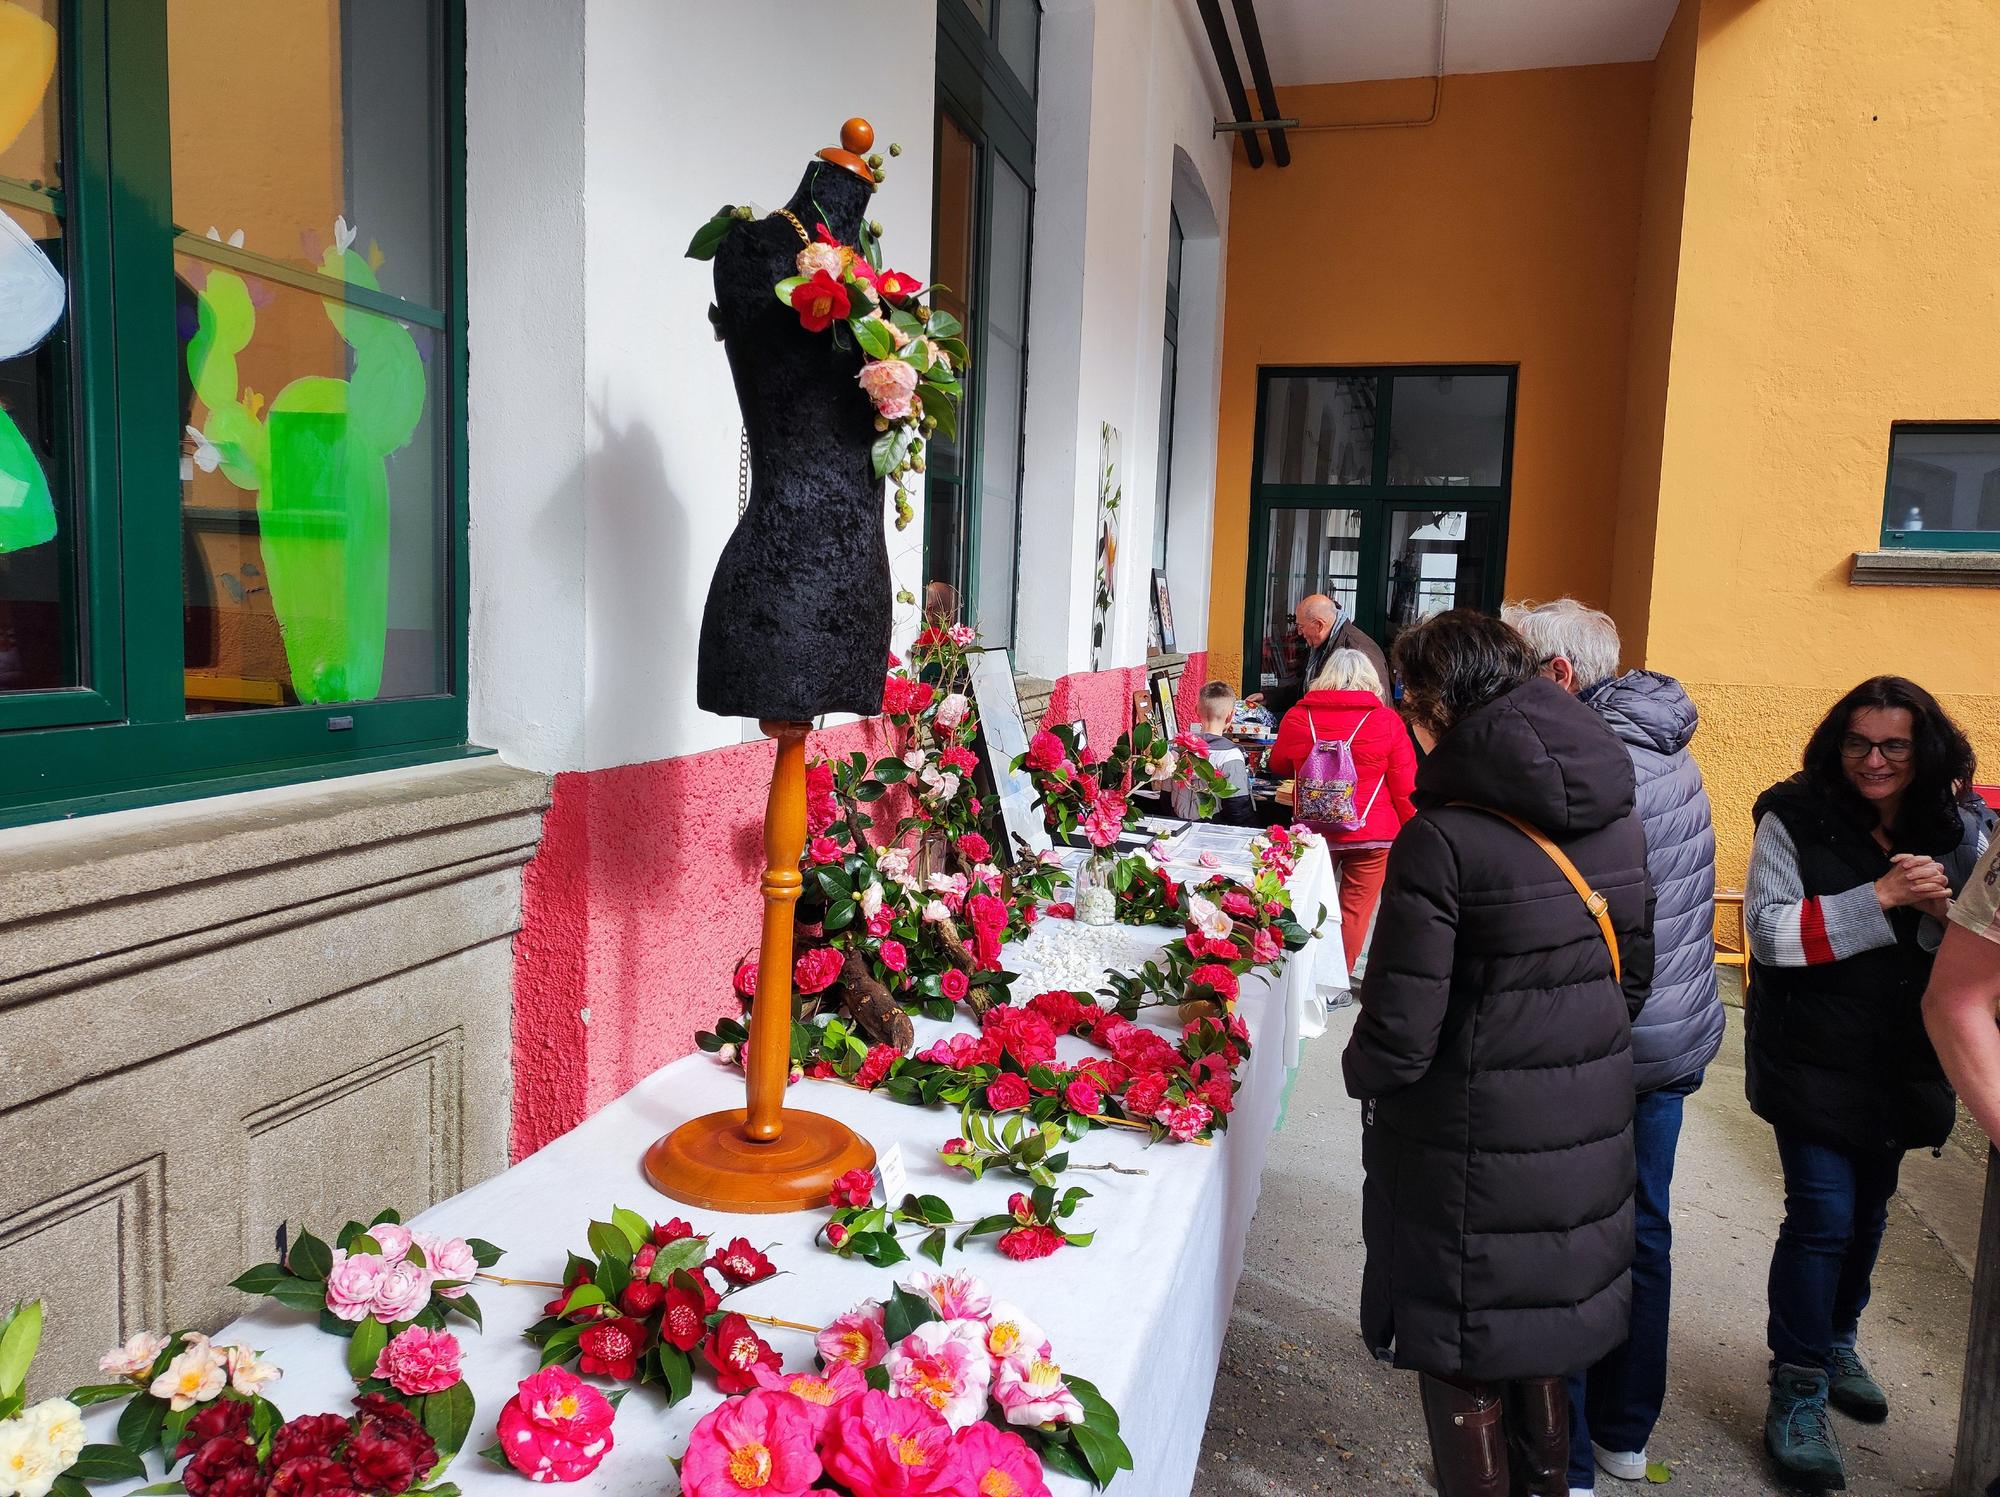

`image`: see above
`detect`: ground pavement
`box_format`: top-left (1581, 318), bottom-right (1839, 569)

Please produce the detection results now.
top-left (1196, 989), bottom-right (1985, 1496)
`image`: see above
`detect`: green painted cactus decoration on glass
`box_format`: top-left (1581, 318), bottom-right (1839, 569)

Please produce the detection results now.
top-left (185, 219), bottom-right (426, 704)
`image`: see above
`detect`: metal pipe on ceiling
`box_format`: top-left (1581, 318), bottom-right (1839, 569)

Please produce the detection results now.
top-left (1193, 0), bottom-right (1264, 168)
top-left (1228, 0), bottom-right (1289, 166)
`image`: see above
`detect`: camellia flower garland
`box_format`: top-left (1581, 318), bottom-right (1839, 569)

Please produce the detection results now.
top-left (0, 1302), bottom-right (143, 1497)
top-left (65, 1327), bottom-right (288, 1479)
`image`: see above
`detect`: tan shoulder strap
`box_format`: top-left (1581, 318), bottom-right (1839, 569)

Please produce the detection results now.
top-left (1449, 802), bottom-right (1622, 984)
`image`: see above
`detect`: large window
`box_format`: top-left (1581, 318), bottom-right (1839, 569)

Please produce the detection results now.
top-left (929, 0), bottom-right (1036, 647)
top-left (1881, 424), bottom-right (2000, 550)
top-left (1151, 210), bottom-right (1183, 574)
top-left (0, 0), bottom-right (467, 823)
top-left (1244, 366), bottom-right (1515, 696)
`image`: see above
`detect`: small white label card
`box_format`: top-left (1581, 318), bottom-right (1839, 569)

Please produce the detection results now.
top-left (876, 1142), bottom-right (908, 1206)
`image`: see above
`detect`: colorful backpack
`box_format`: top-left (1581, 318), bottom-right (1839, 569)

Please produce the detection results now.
top-left (1295, 710), bottom-right (1382, 834)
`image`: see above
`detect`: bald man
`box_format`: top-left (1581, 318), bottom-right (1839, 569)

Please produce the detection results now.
top-left (1253, 594), bottom-right (1389, 718)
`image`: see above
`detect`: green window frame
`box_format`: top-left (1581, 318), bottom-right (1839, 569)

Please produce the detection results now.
top-left (0, 0), bottom-right (473, 827)
top-left (1879, 422), bottom-right (2000, 551)
top-left (1243, 363), bottom-right (1517, 694)
top-left (930, 0), bottom-right (1037, 647)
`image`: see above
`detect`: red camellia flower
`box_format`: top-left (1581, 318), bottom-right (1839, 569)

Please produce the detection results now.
top-left (854, 1044), bottom-right (899, 1090)
top-left (1197, 1075), bottom-right (1236, 1116)
top-left (806, 760), bottom-right (838, 836)
top-left (344, 1421), bottom-right (421, 1495)
top-left (262, 1453), bottom-right (348, 1497)
top-left (794, 946), bottom-right (845, 995)
top-left (577, 1316), bottom-right (648, 1380)
top-left (175, 1399), bottom-right (253, 1461)
top-left (878, 939), bottom-right (908, 974)
top-left (1024, 730), bottom-right (1069, 774)
top-left (825, 1221), bottom-right (850, 1247)
top-left (619, 1278), bottom-right (666, 1318)
top-left (996, 1225), bottom-right (1067, 1261)
top-left (654, 1217), bottom-right (696, 1245)
top-left (828, 1168), bottom-right (875, 1209)
top-left (1064, 1077), bottom-right (1103, 1117)
top-left (986, 1073), bottom-right (1032, 1112)
top-left (661, 1281), bottom-right (709, 1352)
top-left (1008, 1192), bottom-right (1035, 1223)
top-left (732, 958), bottom-right (759, 999)
top-left (703, 1313), bottom-right (782, 1394)
top-left (940, 969), bottom-right (971, 1002)
top-left (709, 1236), bottom-right (777, 1285)
top-left (1123, 1071), bottom-right (1170, 1118)
top-left (939, 745), bottom-right (978, 774)
top-left (789, 269), bottom-right (851, 332)
top-left (1188, 963), bottom-right (1241, 1004)
top-left (267, 1414), bottom-right (351, 1470)
top-left (808, 836), bottom-right (843, 865)
top-left (874, 268), bottom-right (924, 303)
top-left (955, 831), bottom-right (991, 864)
top-left (182, 1441), bottom-right (263, 1497)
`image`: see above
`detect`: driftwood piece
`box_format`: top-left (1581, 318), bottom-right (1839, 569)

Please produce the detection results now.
top-left (935, 918), bottom-right (978, 974)
top-left (839, 948), bottom-right (915, 1052)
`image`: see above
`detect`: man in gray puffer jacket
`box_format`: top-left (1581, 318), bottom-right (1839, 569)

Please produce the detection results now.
top-left (1507, 599), bottom-right (1725, 1494)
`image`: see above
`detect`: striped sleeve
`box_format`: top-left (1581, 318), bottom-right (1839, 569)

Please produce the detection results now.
top-left (1746, 813), bottom-right (1896, 967)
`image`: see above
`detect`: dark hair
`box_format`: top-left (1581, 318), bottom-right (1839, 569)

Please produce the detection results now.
top-left (1200, 680), bottom-right (1235, 705)
top-left (1801, 675), bottom-right (1975, 840)
top-left (1392, 609), bottom-right (1539, 737)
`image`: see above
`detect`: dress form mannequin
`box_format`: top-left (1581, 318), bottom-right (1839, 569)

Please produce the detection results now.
top-left (696, 157), bottom-right (890, 721)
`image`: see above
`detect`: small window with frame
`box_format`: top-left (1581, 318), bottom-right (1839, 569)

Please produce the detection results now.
top-left (1881, 423), bottom-right (2000, 550)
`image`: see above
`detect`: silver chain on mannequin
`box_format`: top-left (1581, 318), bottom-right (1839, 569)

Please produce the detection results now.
top-left (736, 429), bottom-right (750, 518)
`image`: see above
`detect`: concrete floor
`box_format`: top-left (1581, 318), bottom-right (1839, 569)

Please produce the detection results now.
top-left (1196, 992), bottom-right (1986, 1496)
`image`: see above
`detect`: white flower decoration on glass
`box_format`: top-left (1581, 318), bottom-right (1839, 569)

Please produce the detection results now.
top-left (0, 212), bottom-right (63, 360)
top-left (333, 215), bottom-right (358, 253)
top-left (186, 425), bottom-right (222, 474)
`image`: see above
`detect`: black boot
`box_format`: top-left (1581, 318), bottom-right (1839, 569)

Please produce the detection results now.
top-left (1420, 1375), bottom-right (1509, 1497)
top-left (1502, 1377), bottom-right (1570, 1497)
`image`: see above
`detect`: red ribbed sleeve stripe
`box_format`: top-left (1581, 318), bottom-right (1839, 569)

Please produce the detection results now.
top-left (1799, 895), bottom-right (1835, 965)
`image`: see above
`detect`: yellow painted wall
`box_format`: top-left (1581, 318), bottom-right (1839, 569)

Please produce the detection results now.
top-left (1644, 0), bottom-right (2000, 883)
top-left (1203, 65), bottom-right (1653, 686)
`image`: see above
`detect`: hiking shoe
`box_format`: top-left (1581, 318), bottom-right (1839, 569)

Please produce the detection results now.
top-left (1827, 1348), bottom-right (1889, 1423)
top-left (1766, 1365), bottom-right (1847, 1489)
top-left (1593, 1444), bottom-right (1649, 1481)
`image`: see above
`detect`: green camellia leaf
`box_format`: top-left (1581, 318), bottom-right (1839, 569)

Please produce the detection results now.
top-left (772, 276), bottom-right (807, 308)
top-left (1037, 1440), bottom-right (1090, 1482)
top-left (116, 1395), bottom-right (166, 1458)
top-left (419, 1379), bottom-right (476, 1471)
top-left (851, 316), bottom-right (896, 360)
top-left (871, 430), bottom-right (898, 478)
top-left (610, 1207), bottom-right (651, 1252)
top-left (922, 389), bottom-right (958, 443)
top-left (1070, 1419), bottom-right (1133, 1485)
top-left (660, 1344), bottom-right (694, 1405)
top-left (0, 1301), bottom-right (42, 1399)
top-left (467, 1239), bottom-right (504, 1269)
top-left (67, 1384), bottom-right (138, 1407)
top-left (127, 1484), bottom-right (188, 1496)
top-left (816, 866), bottom-right (853, 901)
top-left (685, 212), bottom-right (739, 261)
top-left (478, 1442), bottom-right (508, 1468)
top-left (288, 1229), bottom-right (334, 1284)
top-left (824, 898), bottom-right (857, 932)
top-left (927, 310), bottom-right (963, 341)
top-left (883, 1286), bottom-right (935, 1343)
top-left (920, 1229), bottom-right (946, 1266)
top-left (347, 1315), bottom-right (389, 1382)
top-left (586, 1220), bottom-right (633, 1266)
top-left (649, 1236), bottom-right (710, 1284)
top-left (70, 1443), bottom-right (148, 1483)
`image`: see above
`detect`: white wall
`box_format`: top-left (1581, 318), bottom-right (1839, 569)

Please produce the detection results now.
top-left (1014, 0), bottom-right (1232, 680)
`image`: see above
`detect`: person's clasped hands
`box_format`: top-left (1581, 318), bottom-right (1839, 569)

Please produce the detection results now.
top-left (1879, 852), bottom-right (1952, 920)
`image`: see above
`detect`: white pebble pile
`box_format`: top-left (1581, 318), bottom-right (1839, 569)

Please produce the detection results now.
top-left (1006, 915), bottom-right (1173, 996)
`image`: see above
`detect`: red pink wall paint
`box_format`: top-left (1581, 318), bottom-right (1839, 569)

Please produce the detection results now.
top-left (508, 655), bottom-right (1206, 1160)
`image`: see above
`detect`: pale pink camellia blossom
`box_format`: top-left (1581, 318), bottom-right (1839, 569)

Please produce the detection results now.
top-left (948, 624), bottom-right (977, 648)
top-left (149, 1336), bottom-right (226, 1411)
top-left (1149, 750), bottom-right (1179, 785)
top-left (795, 241), bottom-right (844, 279)
top-left (1158, 1099), bottom-right (1214, 1142)
top-left (680, 1389), bottom-right (822, 1497)
top-left (934, 692), bottom-right (970, 730)
top-left (922, 899), bottom-right (952, 924)
top-left (366, 1222), bottom-right (414, 1261)
top-left (371, 1257), bottom-right (433, 1324)
top-left (220, 1343), bottom-right (282, 1398)
top-left (815, 1301), bottom-right (890, 1370)
top-left (907, 1269), bottom-right (994, 1323)
top-left (857, 357), bottom-right (920, 420)
top-left (884, 1319), bottom-right (992, 1431)
top-left (324, 1249), bottom-right (389, 1322)
top-left (1250, 925), bottom-right (1283, 964)
top-left (994, 1351), bottom-right (1085, 1427)
top-left (416, 1233), bottom-right (480, 1297)
top-left (749, 1360), bottom-right (867, 1439)
top-left (98, 1332), bottom-right (169, 1380)
top-left (1188, 893), bottom-right (1233, 943)
top-left (373, 1325), bottom-right (463, 1397)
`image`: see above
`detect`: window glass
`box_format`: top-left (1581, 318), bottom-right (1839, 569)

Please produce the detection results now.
top-left (1258, 507), bottom-right (1361, 690)
top-left (1261, 374), bottom-right (1374, 485)
top-left (1386, 373), bottom-right (1508, 486)
top-left (167, 0), bottom-right (442, 305)
top-left (0, 1), bottom-right (74, 694)
top-left (1883, 428), bottom-right (2000, 539)
top-left (974, 155), bottom-right (1029, 648)
top-left (1384, 507), bottom-right (1496, 645)
top-left (993, 0), bottom-right (1039, 97)
top-left (1153, 212), bottom-right (1183, 573)
top-left (925, 112), bottom-right (978, 621)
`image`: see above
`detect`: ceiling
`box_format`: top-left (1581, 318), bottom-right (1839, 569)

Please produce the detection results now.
top-left (1222, 0), bottom-right (1681, 88)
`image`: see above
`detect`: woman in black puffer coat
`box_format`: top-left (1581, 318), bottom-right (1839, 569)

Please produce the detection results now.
top-left (1345, 610), bottom-right (1654, 1497)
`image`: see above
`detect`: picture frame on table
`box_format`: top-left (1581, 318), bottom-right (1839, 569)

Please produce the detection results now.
top-left (1151, 568), bottom-right (1177, 653)
top-left (964, 647), bottom-right (1053, 860)
top-left (1150, 672), bottom-right (1179, 740)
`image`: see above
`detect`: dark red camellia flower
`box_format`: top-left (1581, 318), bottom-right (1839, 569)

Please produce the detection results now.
top-left (653, 1218), bottom-right (697, 1245)
top-left (350, 1397), bottom-right (435, 1489)
top-left (955, 831), bottom-right (991, 864)
top-left (996, 1225), bottom-right (1067, 1261)
top-left (344, 1422), bottom-right (421, 1495)
top-left (175, 1398), bottom-right (253, 1460)
top-left (620, 1278), bottom-right (666, 1317)
top-left (545, 1265), bottom-right (593, 1318)
top-left (578, 1316), bottom-right (649, 1380)
top-left (265, 1455), bottom-right (353, 1497)
top-left (702, 1313), bottom-right (780, 1394)
top-left (268, 1413), bottom-right (352, 1469)
top-left (182, 1437), bottom-right (264, 1497)
top-left (708, 1236), bottom-right (775, 1285)
top-left (661, 1281), bottom-right (709, 1352)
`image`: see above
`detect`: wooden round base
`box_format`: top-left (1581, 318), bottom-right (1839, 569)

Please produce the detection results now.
top-left (642, 1108), bottom-right (877, 1214)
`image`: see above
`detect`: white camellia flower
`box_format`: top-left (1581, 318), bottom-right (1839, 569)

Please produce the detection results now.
top-left (923, 900), bottom-right (952, 923)
top-left (98, 1331), bottom-right (169, 1379)
top-left (1188, 893), bottom-right (1233, 942)
top-left (150, 1336), bottom-right (226, 1410)
top-left (221, 1344), bottom-right (281, 1398)
top-left (857, 882), bottom-right (884, 919)
top-left (1149, 750), bottom-right (1179, 784)
top-left (902, 749), bottom-right (928, 774)
top-left (934, 692), bottom-right (970, 730)
top-left (23, 1400), bottom-right (83, 1466)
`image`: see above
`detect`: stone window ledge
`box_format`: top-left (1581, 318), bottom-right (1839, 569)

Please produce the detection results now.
top-left (1850, 549), bottom-right (2000, 587)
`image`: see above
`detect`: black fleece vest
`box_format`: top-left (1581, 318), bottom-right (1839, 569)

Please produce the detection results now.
top-left (1745, 786), bottom-right (1954, 1154)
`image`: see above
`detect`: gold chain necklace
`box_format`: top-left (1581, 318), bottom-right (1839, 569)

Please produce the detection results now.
top-left (772, 208), bottom-right (810, 246)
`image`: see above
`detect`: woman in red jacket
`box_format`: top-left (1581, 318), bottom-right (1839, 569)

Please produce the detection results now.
top-left (1267, 648), bottom-right (1418, 973)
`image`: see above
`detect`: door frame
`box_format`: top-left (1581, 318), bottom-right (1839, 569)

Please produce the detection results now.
top-left (1242, 363), bottom-right (1518, 694)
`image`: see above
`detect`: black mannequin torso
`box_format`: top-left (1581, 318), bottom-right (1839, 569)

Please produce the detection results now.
top-left (695, 160), bottom-right (892, 721)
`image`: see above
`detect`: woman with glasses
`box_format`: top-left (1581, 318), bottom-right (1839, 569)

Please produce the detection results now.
top-left (1745, 676), bottom-right (1990, 1489)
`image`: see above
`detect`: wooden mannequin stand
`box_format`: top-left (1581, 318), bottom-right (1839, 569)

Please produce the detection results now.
top-left (643, 722), bottom-right (876, 1212)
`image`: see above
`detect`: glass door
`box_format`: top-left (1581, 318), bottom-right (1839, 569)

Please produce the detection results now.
top-left (1252, 505), bottom-right (1360, 698)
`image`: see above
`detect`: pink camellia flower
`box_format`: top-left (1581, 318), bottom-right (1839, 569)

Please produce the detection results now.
top-left (794, 946), bottom-right (845, 995)
top-left (1159, 1099), bottom-right (1215, 1142)
top-left (680, 1389), bottom-right (823, 1497)
top-left (99, 1332), bottom-right (169, 1379)
top-left (816, 1301), bottom-right (890, 1369)
top-left (986, 1073), bottom-right (1030, 1112)
top-left (1063, 1077), bottom-right (1103, 1117)
top-left (1250, 925), bottom-right (1283, 964)
top-left (884, 1319), bottom-right (993, 1430)
top-left (795, 240), bottom-right (844, 280)
top-left (415, 1234), bottom-right (480, 1297)
top-left (496, 1366), bottom-right (616, 1483)
top-left (750, 1361), bottom-right (867, 1439)
top-left (948, 624), bottom-right (977, 648)
top-left (367, 1222), bottom-right (414, 1262)
top-left (907, 1269), bottom-right (994, 1322)
top-left (954, 1422), bottom-right (1053, 1497)
top-left (857, 357), bottom-right (920, 420)
top-left (934, 692), bottom-right (970, 730)
top-left (808, 836), bottom-right (843, 865)
top-left (822, 1390), bottom-right (965, 1496)
top-left (221, 1343), bottom-right (281, 1398)
top-left (941, 969), bottom-right (972, 1003)
top-left (994, 1351), bottom-right (1085, 1427)
top-left (324, 1250), bottom-right (389, 1322)
top-left (1023, 731), bottom-right (1068, 774)
top-left (370, 1257), bottom-right (432, 1324)
top-left (1220, 890), bottom-right (1257, 918)
top-left (981, 1303), bottom-right (1051, 1372)
top-left (373, 1326), bottom-right (462, 1396)
top-left (879, 939), bottom-right (909, 974)
top-left (733, 957), bottom-right (759, 998)
top-left (828, 1169), bottom-right (875, 1209)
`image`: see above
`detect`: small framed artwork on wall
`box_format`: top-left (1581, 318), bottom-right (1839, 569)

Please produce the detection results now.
top-left (1151, 569), bottom-right (1177, 653)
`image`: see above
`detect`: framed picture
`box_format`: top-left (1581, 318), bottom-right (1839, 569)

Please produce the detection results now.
top-left (1090, 422), bottom-right (1121, 671)
top-left (1150, 672), bottom-right (1179, 740)
top-left (964, 647), bottom-right (1052, 860)
top-left (1151, 568), bottom-right (1177, 653)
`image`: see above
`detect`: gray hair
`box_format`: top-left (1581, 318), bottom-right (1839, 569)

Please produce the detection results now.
top-left (1309, 647), bottom-right (1383, 698)
top-left (1503, 597), bottom-right (1621, 691)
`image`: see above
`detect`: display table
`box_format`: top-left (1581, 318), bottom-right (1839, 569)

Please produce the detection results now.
top-left (90, 843), bottom-right (1341, 1497)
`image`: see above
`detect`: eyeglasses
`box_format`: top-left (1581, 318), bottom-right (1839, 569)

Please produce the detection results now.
top-left (1839, 734), bottom-right (1915, 764)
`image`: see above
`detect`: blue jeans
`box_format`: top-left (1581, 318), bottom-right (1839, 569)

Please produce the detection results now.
top-left (1765, 1130), bottom-right (1902, 1373)
top-left (1567, 1073), bottom-right (1700, 1487)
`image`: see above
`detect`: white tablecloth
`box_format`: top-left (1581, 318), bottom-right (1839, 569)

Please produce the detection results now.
top-left (91, 846), bottom-right (1339, 1497)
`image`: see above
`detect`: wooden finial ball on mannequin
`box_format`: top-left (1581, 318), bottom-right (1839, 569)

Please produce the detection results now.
top-left (818, 117), bottom-right (878, 183)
